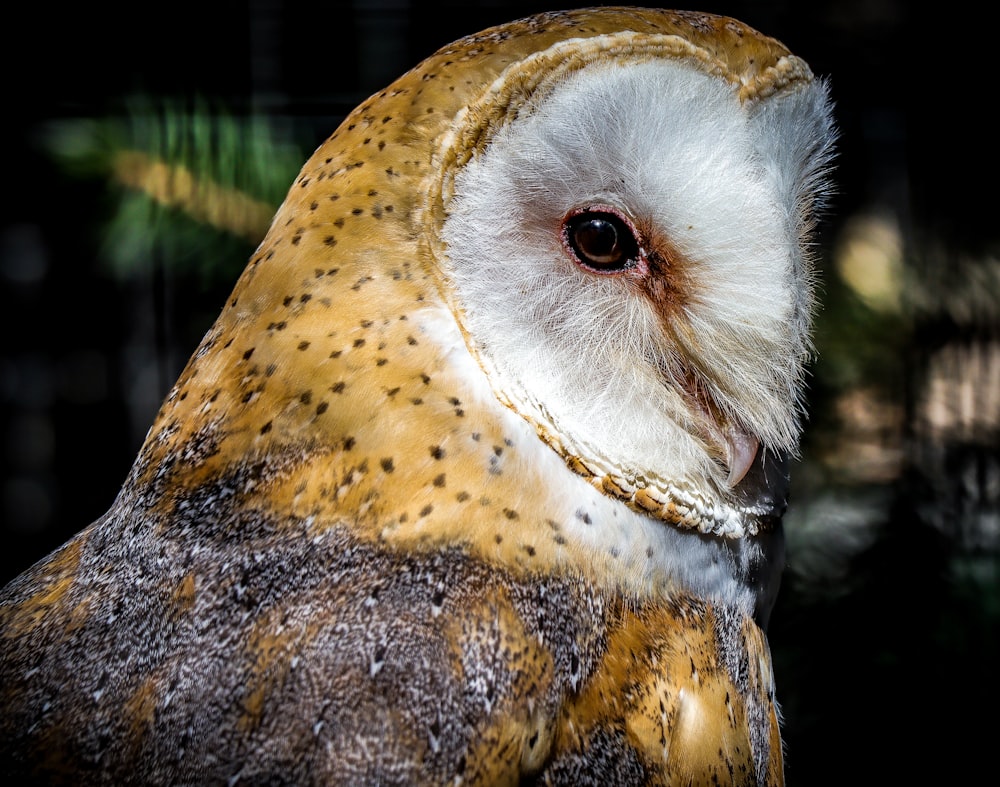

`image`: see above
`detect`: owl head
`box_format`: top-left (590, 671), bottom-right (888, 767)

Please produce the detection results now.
top-left (429, 10), bottom-right (836, 538)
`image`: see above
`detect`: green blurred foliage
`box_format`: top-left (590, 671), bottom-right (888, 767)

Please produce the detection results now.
top-left (43, 97), bottom-right (306, 286)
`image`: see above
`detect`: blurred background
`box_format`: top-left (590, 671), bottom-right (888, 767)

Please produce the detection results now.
top-left (1, 0), bottom-right (996, 782)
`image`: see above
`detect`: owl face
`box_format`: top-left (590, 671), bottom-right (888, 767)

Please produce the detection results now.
top-left (435, 32), bottom-right (834, 538)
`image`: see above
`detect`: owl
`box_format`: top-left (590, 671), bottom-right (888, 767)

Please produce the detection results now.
top-left (0, 7), bottom-right (834, 786)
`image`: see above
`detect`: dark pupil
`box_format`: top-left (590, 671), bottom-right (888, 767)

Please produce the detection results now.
top-left (568, 212), bottom-right (635, 270)
top-left (576, 219), bottom-right (621, 263)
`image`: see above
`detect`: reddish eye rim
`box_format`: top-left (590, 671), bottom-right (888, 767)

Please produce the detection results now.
top-left (560, 204), bottom-right (648, 276)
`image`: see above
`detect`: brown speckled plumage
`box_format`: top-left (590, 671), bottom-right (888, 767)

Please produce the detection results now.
top-left (1, 7), bottom-right (836, 784)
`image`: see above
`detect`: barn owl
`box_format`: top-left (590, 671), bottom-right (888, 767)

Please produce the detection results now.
top-left (0, 7), bottom-right (834, 785)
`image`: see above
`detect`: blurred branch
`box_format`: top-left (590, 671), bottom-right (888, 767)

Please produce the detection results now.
top-left (110, 150), bottom-right (274, 244)
top-left (42, 97), bottom-right (305, 283)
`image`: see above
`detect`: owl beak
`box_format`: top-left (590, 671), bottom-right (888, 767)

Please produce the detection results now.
top-left (720, 420), bottom-right (790, 524)
top-left (724, 426), bottom-right (759, 488)
top-left (732, 444), bottom-right (790, 524)
top-left (679, 370), bottom-right (762, 489)
top-left (677, 369), bottom-right (785, 508)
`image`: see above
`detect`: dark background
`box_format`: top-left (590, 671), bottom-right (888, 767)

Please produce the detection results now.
top-left (2, 1), bottom-right (997, 783)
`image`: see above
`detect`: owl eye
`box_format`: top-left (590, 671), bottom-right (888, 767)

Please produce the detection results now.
top-left (563, 208), bottom-right (641, 273)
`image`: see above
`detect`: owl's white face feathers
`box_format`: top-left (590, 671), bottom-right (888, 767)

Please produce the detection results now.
top-left (437, 33), bottom-right (835, 538)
